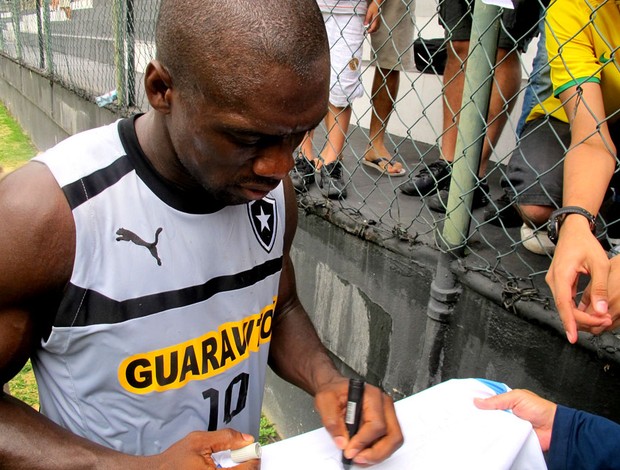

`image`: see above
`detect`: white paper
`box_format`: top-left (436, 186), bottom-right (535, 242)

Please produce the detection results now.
top-left (480, 0), bottom-right (515, 9)
top-left (260, 379), bottom-right (547, 470)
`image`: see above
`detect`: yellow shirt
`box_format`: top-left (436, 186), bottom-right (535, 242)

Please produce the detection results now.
top-left (527, 0), bottom-right (620, 124)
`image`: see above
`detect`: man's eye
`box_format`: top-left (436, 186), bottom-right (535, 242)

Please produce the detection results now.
top-left (233, 135), bottom-right (262, 146)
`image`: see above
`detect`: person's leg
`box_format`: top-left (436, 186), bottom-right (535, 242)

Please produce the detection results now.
top-left (440, 40), bottom-right (469, 167)
top-left (364, 68), bottom-right (404, 174)
top-left (366, 69), bottom-right (398, 154)
top-left (442, 44), bottom-right (521, 177)
top-left (507, 118), bottom-right (568, 224)
top-left (364, 0), bottom-right (414, 175)
top-left (322, 103), bottom-right (352, 166)
top-left (290, 129), bottom-right (318, 192)
top-left (300, 130), bottom-right (317, 163)
top-left (318, 104), bottom-right (351, 199)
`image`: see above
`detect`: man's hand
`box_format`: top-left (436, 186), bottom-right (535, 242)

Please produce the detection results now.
top-left (148, 429), bottom-right (260, 470)
top-left (315, 378), bottom-right (403, 466)
top-left (364, 0), bottom-right (383, 33)
top-left (474, 389), bottom-right (557, 452)
top-left (545, 217), bottom-right (612, 343)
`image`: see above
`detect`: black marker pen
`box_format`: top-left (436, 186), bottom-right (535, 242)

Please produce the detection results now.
top-left (342, 378), bottom-right (365, 469)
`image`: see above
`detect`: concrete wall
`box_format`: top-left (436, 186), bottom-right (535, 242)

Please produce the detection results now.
top-left (2, 57), bottom-right (619, 441)
top-left (263, 213), bottom-right (620, 438)
top-left (0, 54), bottom-right (117, 151)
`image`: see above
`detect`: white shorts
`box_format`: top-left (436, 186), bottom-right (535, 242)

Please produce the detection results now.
top-left (323, 12), bottom-right (365, 108)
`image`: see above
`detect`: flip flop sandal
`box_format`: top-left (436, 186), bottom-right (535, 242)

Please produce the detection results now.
top-left (362, 157), bottom-right (406, 177)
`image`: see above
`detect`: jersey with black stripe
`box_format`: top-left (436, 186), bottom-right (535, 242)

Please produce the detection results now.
top-left (31, 116), bottom-right (284, 456)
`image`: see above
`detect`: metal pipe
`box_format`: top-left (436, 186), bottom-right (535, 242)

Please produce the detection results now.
top-left (125, 0), bottom-right (136, 107)
top-left (416, 0), bottom-right (502, 391)
top-left (441, 0), bottom-right (502, 250)
top-left (42, 0), bottom-right (52, 76)
top-left (113, 0), bottom-right (126, 106)
top-left (11, 0), bottom-right (22, 61)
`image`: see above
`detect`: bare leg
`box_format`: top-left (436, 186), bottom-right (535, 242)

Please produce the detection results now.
top-left (365, 68), bottom-right (404, 174)
top-left (300, 130), bottom-right (317, 164)
top-left (442, 41), bottom-right (521, 177)
top-left (518, 204), bottom-right (553, 227)
top-left (321, 103), bottom-right (351, 166)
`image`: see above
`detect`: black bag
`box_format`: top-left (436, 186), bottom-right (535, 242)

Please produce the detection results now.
top-left (413, 38), bottom-right (448, 75)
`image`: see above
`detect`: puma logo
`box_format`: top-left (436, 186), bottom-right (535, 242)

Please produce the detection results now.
top-left (116, 227), bottom-right (163, 266)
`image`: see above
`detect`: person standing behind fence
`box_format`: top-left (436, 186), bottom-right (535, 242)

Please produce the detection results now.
top-left (540, 0), bottom-right (620, 344)
top-left (491, 19), bottom-right (619, 256)
top-left (362, 0), bottom-right (415, 178)
top-left (400, 0), bottom-right (543, 213)
top-left (290, 0), bottom-right (383, 199)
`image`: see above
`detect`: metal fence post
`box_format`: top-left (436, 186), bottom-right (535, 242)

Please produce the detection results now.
top-left (42, 0), bottom-right (53, 76)
top-left (442, 0), bottom-right (501, 248)
top-left (125, 0), bottom-right (136, 107)
top-left (11, 0), bottom-right (22, 61)
top-left (416, 0), bottom-right (501, 391)
top-left (113, 0), bottom-right (127, 107)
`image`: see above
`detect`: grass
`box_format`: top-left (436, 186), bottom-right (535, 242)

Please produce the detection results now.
top-left (7, 361), bottom-right (40, 409)
top-left (1, 100), bottom-right (280, 446)
top-left (0, 101), bottom-right (38, 172)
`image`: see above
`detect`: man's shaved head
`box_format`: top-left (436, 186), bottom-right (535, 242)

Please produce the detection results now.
top-left (156, 0), bottom-right (329, 103)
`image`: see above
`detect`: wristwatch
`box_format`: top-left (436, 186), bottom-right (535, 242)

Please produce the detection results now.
top-left (547, 206), bottom-right (597, 244)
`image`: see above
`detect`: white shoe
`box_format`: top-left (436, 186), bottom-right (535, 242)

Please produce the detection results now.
top-left (521, 223), bottom-right (556, 255)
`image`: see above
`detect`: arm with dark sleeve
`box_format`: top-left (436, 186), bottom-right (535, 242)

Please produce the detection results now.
top-left (547, 405), bottom-right (620, 470)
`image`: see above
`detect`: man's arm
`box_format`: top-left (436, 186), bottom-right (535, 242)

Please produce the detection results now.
top-left (268, 178), bottom-right (403, 466)
top-left (546, 405), bottom-right (620, 470)
top-left (0, 164), bottom-right (258, 470)
top-left (545, 82), bottom-right (616, 343)
top-left (0, 162), bottom-right (134, 469)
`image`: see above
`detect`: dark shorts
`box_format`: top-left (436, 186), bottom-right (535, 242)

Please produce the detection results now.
top-left (505, 117), bottom-right (620, 207)
top-left (438, 0), bottom-right (543, 53)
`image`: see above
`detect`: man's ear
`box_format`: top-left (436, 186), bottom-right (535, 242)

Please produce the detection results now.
top-left (144, 60), bottom-right (173, 113)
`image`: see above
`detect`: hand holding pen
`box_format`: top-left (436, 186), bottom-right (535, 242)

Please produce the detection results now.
top-left (342, 379), bottom-right (365, 469)
top-left (313, 377), bottom-right (404, 467)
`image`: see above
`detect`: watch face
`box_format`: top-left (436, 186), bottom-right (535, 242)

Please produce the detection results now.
top-left (547, 220), bottom-right (558, 244)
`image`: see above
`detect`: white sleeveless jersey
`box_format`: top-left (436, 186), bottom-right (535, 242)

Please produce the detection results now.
top-left (31, 117), bottom-right (284, 455)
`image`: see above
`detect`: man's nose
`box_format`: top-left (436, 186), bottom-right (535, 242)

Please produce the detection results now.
top-left (253, 146), bottom-right (295, 180)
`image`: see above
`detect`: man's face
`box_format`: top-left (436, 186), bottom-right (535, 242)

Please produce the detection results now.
top-left (167, 63), bottom-right (329, 206)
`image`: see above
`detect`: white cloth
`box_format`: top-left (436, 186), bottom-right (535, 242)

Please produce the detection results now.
top-left (323, 12), bottom-right (365, 107)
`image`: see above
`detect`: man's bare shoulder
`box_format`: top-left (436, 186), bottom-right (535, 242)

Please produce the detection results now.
top-left (0, 161), bottom-right (75, 303)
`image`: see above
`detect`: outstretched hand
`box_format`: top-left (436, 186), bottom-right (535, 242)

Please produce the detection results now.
top-left (314, 378), bottom-right (403, 466)
top-left (148, 429), bottom-right (260, 469)
top-left (474, 389), bottom-right (557, 452)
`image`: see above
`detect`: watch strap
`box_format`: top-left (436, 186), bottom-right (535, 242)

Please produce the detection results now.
top-left (547, 206), bottom-right (597, 244)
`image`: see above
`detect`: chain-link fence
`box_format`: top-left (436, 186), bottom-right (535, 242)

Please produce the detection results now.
top-left (1, 0), bottom-right (619, 315)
